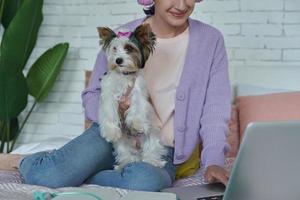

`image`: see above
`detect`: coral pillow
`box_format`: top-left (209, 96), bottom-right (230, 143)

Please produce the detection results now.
top-left (237, 91), bottom-right (300, 142)
top-left (226, 105), bottom-right (240, 157)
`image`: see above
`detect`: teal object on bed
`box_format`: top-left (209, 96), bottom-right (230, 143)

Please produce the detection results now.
top-left (34, 191), bottom-right (102, 200)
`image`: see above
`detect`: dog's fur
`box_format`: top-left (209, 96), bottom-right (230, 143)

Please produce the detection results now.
top-left (97, 24), bottom-right (167, 170)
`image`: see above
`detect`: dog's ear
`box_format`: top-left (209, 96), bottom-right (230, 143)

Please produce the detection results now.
top-left (97, 27), bottom-right (117, 50)
top-left (132, 23), bottom-right (156, 61)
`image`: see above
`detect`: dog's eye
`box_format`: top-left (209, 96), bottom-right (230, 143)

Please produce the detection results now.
top-left (113, 46), bottom-right (117, 51)
top-left (124, 45), bottom-right (134, 53)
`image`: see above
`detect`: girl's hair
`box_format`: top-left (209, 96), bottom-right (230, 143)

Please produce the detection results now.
top-left (137, 0), bottom-right (203, 6)
top-left (138, 0), bottom-right (203, 16)
top-left (143, 4), bottom-right (155, 16)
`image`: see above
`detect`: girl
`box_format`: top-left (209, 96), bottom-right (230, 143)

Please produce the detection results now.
top-left (0, 0), bottom-right (231, 191)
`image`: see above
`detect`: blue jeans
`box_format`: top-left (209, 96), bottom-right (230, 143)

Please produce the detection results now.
top-left (19, 123), bottom-right (176, 191)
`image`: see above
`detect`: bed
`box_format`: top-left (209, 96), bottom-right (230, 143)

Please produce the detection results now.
top-left (1, 65), bottom-right (300, 199)
top-left (0, 158), bottom-right (235, 200)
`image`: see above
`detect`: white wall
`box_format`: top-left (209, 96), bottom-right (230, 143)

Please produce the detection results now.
top-left (13, 0), bottom-right (300, 146)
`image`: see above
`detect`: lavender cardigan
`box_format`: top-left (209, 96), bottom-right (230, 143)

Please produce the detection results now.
top-left (81, 18), bottom-right (231, 168)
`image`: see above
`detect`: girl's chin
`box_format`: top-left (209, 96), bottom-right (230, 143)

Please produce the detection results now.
top-left (166, 17), bottom-right (189, 27)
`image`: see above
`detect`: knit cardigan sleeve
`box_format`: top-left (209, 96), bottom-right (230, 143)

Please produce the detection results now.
top-left (81, 51), bottom-right (108, 123)
top-left (199, 33), bottom-right (232, 168)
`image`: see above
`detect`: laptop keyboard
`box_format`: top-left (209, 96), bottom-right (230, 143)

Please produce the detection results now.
top-left (197, 195), bottom-right (223, 200)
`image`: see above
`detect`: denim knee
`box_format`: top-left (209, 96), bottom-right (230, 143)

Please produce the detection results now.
top-left (19, 123), bottom-right (114, 188)
top-left (19, 151), bottom-right (47, 183)
top-left (121, 162), bottom-right (173, 191)
top-left (19, 150), bottom-right (78, 188)
top-left (19, 151), bottom-right (63, 188)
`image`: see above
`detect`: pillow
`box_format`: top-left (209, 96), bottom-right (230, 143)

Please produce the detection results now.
top-left (236, 83), bottom-right (288, 97)
top-left (237, 91), bottom-right (300, 142)
top-left (175, 143), bottom-right (201, 179)
top-left (226, 105), bottom-right (239, 158)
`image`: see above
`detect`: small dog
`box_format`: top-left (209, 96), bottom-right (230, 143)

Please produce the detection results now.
top-left (97, 24), bottom-right (167, 170)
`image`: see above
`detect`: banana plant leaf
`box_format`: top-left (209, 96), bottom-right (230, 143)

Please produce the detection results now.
top-left (0, 118), bottom-right (18, 141)
top-left (0, 0), bottom-right (43, 121)
top-left (0, 0), bottom-right (43, 74)
top-left (0, 0), bottom-right (4, 24)
top-left (0, 72), bottom-right (28, 121)
top-left (27, 43), bottom-right (69, 102)
top-left (1, 0), bottom-right (23, 29)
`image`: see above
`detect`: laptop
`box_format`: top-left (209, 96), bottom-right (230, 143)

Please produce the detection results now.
top-left (162, 121), bottom-right (300, 200)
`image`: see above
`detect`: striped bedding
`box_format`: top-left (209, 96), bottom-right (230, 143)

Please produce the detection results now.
top-left (0, 158), bottom-right (234, 200)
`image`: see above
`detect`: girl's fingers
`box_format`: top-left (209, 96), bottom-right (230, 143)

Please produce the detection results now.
top-left (205, 171), bottom-right (215, 183)
top-left (225, 170), bottom-right (230, 178)
top-left (205, 166), bottom-right (229, 185)
top-left (119, 98), bottom-right (130, 116)
top-left (124, 99), bottom-right (130, 107)
top-left (216, 173), bottom-right (228, 186)
top-left (207, 176), bottom-right (216, 183)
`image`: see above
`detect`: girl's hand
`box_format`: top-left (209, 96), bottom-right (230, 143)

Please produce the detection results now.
top-left (118, 86), bottom-right (132, 118)
top-left (118, 95), bottom-right (130, 118)
top-left (204, 165), bottom-right (230, 186)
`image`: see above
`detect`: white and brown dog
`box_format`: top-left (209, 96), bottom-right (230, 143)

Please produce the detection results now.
top-left (97, 24), bottom-right (167, 170)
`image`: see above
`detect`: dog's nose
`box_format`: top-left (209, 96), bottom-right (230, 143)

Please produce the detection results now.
top-left (116, 58), bottom-right (123, 65)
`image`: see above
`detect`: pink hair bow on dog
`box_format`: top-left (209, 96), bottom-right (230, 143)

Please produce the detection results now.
top-left (117, 31), bottom-right (132, 38)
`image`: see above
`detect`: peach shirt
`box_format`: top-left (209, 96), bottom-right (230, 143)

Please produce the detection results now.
top-left (144, 28), bottom-right (189, 147)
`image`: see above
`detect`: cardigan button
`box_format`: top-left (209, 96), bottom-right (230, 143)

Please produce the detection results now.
top-left (177, 126), bottom-right (186, 132)
top-left (176, 92), bottom-right (185, 101)
top-left (176, 154), bottom-right (185, 160)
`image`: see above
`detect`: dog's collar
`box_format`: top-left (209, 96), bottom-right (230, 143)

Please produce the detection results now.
top-left (122, 71), bottom-right (137, 75)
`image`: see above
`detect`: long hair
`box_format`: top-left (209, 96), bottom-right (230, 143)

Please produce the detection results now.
top-left (143, 4), bottom-right (155, 16)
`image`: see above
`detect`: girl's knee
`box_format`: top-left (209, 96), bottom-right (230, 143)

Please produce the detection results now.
top-left (21, 165), bottom-right (78, 188)
top-left (19, 152), bottom-right (47, 180)
top-left (122, 162), bottom-right (172, 191)
top-left (19, 152), bottom-right (80, 188)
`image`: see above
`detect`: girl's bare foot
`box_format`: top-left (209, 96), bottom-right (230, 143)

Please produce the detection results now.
top-left (0, 154), bottom-right (23, 171)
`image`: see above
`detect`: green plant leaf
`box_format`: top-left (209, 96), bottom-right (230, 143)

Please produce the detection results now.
top-left (0, 72), bottom-right (28, 121)
top-left (8, 118), bottom-right (18, 140)
top-left (0, 0), bottom-right (43, 121)
top-left (0, 118), bottom-right (18, 142)
top-left (0, 0), bottom-right (4, 24)
top-left (0, 0), bottom-right (43, 74)
top-left (26, 43), bottom-right (69, 102)
top-left (1, 0), bottom-right (23, 29)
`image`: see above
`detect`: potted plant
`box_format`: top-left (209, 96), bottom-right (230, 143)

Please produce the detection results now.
top-left (0, 0), bottom-right (69, 152)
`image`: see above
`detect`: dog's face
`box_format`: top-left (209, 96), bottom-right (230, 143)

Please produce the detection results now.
top-left (97, 24), bottom-right (156, 74)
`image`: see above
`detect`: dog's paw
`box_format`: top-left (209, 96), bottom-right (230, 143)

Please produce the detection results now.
top-left (155, 160), bottom-right (167, 168)
top-left (132, 121), bottom-right (145, 133)
top-left (101, 125), bottom-right (122, 142)
top-left (105, 131), bottom-right (122, 142)
top-left (127, 119), bottom-right (148, 135)
top-left (114, 165), bottom-right (122, 170)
